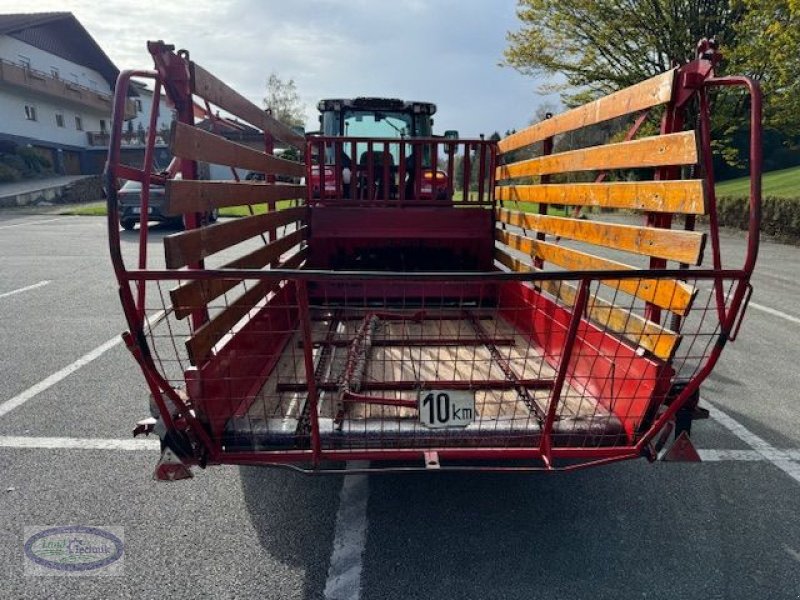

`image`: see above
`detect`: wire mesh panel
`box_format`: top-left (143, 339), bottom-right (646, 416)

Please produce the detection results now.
top-left (127, 268), bottom-right (749, 471)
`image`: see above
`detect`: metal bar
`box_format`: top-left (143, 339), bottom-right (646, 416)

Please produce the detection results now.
top-left (536, 129), bottom-right (554, 268)
top-left (277, 379), bottom-right (555, 393)
top-left (466, 311), bottom-right (547, 422)
top-left (398, 141), bottom-right (406, 205)
top-left (540, 278), bottom-right (590, 466)
top-left (295, 280), bottom-right (321, 464)
top-left (477, 142), bottom-right (486, 203)
top-left (134, 76), bottom-right (162, 322)
top-left (300, 336), bottom-right (516, 348)
top-left (698, 88), bottom-right (727, 321)
top-left (121, 267), bottom-right (750, 282)
top-left (462, 142), bottom-right (471, 202)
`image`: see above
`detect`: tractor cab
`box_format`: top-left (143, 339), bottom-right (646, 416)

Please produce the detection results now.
top-left (310, 97), bottom-right (457, 201)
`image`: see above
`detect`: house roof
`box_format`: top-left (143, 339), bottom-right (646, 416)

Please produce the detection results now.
top-left (0, 12), bottom-right (122, 90)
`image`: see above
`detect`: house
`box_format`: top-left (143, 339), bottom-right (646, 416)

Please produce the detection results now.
top-left (126, 80), bottom-right (175, 144)
top-left (0, 12), bottom-right (136, 175)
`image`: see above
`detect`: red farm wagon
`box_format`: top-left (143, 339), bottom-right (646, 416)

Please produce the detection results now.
top-left (105, 40), bottom-right (761, 478)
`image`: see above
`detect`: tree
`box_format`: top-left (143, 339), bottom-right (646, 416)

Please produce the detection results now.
top-left (505, 0), bottom-right (742, 104)
top-left (504, 0), bottom-right (800, 165)
top-left (263, 73), bottom-right (306, 129)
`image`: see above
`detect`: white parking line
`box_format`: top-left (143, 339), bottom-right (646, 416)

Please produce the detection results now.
top-left (0, 310), bottom-right (164, 419)
top-left (0, 217), bottom-right (64, 229)
top-left (749, 301), bottom-right (800, 326)
top-left (324, 461), bottom-right (370, 600)
top-left (698, 449), bottom-right (800, 462)
top-left (706, 398), bottom-right (800, 485)
top-left (0, 435), bottom-right (159, 451)
top-left (0, 280), bottom-right (50, 300)
top-left (0, 336), bottom-right (123, 419)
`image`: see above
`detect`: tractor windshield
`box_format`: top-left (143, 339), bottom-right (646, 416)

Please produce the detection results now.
top-left (343, 110), bottom-right (412, 138)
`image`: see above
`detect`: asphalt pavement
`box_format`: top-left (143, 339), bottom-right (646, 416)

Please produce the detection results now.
top-left (0, 214), bottom-right (798, 599)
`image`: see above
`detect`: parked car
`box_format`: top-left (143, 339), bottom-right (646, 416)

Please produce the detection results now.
top-left (118, 177), bottom-right (218, 230)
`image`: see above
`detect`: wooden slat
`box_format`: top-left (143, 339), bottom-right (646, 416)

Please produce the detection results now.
top-left (496, 208), bottom-right (706, 265)
top-left (184, 248), bottom-right (307, 365)
top-left (170, 121), bottom-right (306, 178)
top-left (498, 69), bottom-right (676, 154)
top-left (163, 180), bottom-right (306, 215)
top-left (496, 228), bottom-right (695, 315)
top-left (164, 206), bottom-right (306, 269)
top-left (191, 62), bottom-right (305, 149)
top-left (170, 228), bottom-right (307, 319)
top-left (495, 180), bottom-right (706, 215)
top-left (496, 131), bottom-right (698, 181)
top-left (495, 249), bottom-right (679, 360)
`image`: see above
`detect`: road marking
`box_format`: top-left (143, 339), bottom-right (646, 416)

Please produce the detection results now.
top-left (0, 280), bottom-right (50, 300)
top-left (0, 310), bottom-right (164, 419)
top-left (324, 461), bottom-right (369, 600)
top-left (698, 449), bottom-right (800, 462)
top-left (0, 217), bottom-right (64, 229)
top-left (0, 435), bottom-right (159, 451)
top-left (706, 398), bottom-right (800, 485)
top-left (748, 301), bottom-right (800, 326)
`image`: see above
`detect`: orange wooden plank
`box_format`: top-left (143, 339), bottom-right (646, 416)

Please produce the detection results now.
top-left (496, 207), bottom-right (706, 265)
top-left (170, 228), bottom-right (307, 319)
top-left (163, 180), bottom-right (305, 215)
top-left (163, 206), bottom-right (306, 269)
top-left (494, 249), bottom-right (680, 360)
top-left (495, 179), bottom-right (706, 215)
top-left (498, 69), bottom-right (676, 153)
top-left (191, 62), bottom-right (305, 149)
top-left (496, 132), bottom-right (698, 180)
top-left (170, 122), bottom-right (306, 178)
top-left (495, 228), bottom-right (695, 315)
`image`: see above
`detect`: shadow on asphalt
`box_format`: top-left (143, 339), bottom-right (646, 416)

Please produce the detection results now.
top-left (239, 465), bottom-right (342, 599)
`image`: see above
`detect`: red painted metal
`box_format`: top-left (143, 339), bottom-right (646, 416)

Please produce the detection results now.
top-left (104, 41), bottom-right (762, 475)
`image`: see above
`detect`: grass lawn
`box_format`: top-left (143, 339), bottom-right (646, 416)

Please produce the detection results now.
top-left (716, 165), bottom-right (800, 198)
top-left (59, 200), bottom-right (298, 218)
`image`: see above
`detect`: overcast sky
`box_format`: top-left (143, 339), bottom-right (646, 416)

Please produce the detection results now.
top-left (1, 0), bottom-right (557, 137)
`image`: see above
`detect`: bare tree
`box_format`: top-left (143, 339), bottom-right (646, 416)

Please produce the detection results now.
top-left (263, 73), bottom-right (306, 129)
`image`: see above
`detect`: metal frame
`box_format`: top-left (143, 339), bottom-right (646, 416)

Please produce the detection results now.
top-left (104, 42), bottom-right (762, 475)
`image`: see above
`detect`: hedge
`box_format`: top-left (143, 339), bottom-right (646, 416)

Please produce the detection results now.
top-left (716, 196), bottom-right (800, 241)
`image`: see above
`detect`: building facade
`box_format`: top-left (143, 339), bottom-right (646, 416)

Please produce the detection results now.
top-left (0, 12), bottom-right (136, 175)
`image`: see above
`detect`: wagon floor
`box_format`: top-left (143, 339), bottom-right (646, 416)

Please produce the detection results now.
top-left (223, 308), bottom-right (626, 450)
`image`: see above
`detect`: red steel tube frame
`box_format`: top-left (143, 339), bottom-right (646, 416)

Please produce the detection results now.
top-left (105, 58), bottom-right (761, 472)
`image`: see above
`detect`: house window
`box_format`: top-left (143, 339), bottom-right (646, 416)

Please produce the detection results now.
top-left (75, 115), bottom-right (83, 131)
top-left (55, 113), bottom-right (65, 127)
top-left (24, 105), bottom-right (37, 121)
top-left (100, 119), bottom-right (107, 133)
top-left (134, 99), bottom-right (143, 112)
top-left (51, 67), bottom-right (59, 79)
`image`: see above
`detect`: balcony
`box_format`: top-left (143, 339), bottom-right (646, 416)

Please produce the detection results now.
top-left (87, 130), bottom-right (170, 148)
top-left (0, 59), bottom-right (136, 119)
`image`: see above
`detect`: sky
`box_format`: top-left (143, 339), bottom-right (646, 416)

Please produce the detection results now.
top-left (0, 0), bottom-right (557, 137)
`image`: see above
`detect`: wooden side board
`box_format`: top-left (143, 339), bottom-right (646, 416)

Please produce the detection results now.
top-left (495, 249), bottom-right (680, 361)
top-left (163, 206), bottom-right (306, 269)
top-left (170, 228), bottom-right (307, 319)
top-left (170, 122), bottom-right (306, 178)
top-left (163, 180), bottom-right (306, 215)
top-left (495, 179), bottom-right (706, 215)
top-left (496, 207), bottom-right (706, 265)
top-left (498, 69), bottom-right (676, 153)
top-left (496, 131), bottom-right (698, 181)
top-left (191, 62), bottom-right (305, 149)
top-left (495, 228), bottom-right (695, 315)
